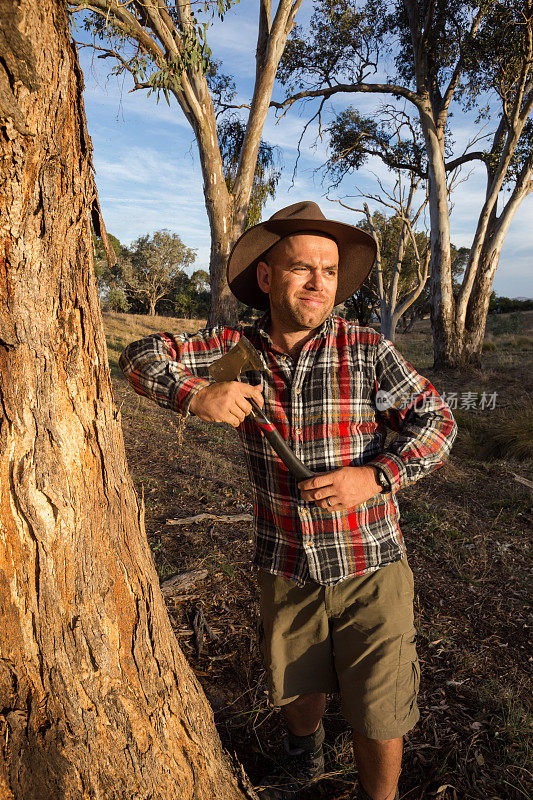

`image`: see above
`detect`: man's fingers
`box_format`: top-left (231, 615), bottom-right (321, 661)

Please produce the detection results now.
top-left (318, 497), bottom-right (343, 511)
top-left (234, 396), bottom-right (254, 417)
top-left (298, 472), bottom-right (335, 491)
top-left (227, 411), bottom-right (244, 428)
top-left (311, 487), bottom-right (336, 501)
top-left (239, 382), bottom-right (264, 409)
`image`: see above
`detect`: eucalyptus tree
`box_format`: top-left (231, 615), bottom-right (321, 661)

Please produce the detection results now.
top-left (69, 0), bottom-right (304, 324)
top-left (124, 229), bottom-right (197, 315)
top-left (275, 0), bottom-right (533, 367)
top-left (0, 0), bottom-right (255, 796)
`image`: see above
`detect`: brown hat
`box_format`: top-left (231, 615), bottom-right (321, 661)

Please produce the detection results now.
top-left (227, 201), bottom-right (376, 310)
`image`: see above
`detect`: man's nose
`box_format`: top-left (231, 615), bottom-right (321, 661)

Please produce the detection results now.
top-left (306, 270), bottom-right (325, 290)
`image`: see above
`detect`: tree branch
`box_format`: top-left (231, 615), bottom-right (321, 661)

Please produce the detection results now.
top-left (271, 81), bottom-right (425, 115)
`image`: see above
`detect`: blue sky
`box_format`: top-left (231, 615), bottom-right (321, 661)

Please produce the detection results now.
top-left (75, 3), bottom-right (532, 298)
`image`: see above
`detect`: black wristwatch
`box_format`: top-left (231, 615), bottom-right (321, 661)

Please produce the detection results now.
top-left (373, 466), bottom-right (391, 493)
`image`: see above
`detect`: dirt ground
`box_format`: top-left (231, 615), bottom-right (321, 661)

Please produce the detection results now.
top-left (106, 311), bottom-right (532, 800)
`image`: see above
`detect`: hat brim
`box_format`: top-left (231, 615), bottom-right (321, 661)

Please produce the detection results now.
top-left (227, 218), bottom-right (377, 310)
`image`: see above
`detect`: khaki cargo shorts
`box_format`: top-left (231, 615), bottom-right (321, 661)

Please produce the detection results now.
top-left (257, 557), bottom-right (420, 740)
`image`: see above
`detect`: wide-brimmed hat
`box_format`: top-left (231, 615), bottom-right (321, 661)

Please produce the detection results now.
top-left (227, 201), bottom-right (377, 310)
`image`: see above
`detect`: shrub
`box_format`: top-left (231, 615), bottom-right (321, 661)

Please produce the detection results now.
top-left (454, 401), bottom-right (533, 462)
top-left (480, 401), bottom-right (533, 461)
top-left (490, 311), bottom-right (526, 336)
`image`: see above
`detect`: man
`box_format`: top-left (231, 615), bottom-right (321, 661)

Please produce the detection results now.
top-left (119, 202), bottom-right (457, 800)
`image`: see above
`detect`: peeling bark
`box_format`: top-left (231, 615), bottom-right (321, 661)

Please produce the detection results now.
top-left (0, 2), bottom-right (254, 798)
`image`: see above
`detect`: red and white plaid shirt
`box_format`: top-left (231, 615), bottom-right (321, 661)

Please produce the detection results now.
top-left (119, 313), bottom-right (457, 586)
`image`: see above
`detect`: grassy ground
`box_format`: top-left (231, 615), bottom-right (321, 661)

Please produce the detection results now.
top-left (105, 310), bottom-right (532, 800)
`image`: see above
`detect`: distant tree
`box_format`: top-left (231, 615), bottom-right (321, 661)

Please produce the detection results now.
top-left (69, 0), bottom-right (304, 325)
top-left (190, 269), bottom-right (210, 293)
top-left (103, 286), bottom-right (130, 313)
top-left (123, 230), bottom-right (196, 316)
top-left (275, 0), bottom-right (533, 368)
top-left (488, 293), bottom-right (533, 313)
top-left (343, 282), bottom-right (380, 326)
top-left (329, 165), bottom-right (431, 341)
top-left (93, 231), bottom-right (131, 311)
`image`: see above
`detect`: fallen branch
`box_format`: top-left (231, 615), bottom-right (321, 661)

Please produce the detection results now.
top-left (160, 568), bottom-right (209, 598)
top-left (166, 513), bottom-right (253, 525)
top-left (192, 606), bottom-right (219, 655)
top-left (507, 471), bottom-right (533, 491)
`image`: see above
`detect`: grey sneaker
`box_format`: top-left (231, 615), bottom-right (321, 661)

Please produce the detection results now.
top-left (255, 722), bottom-right (325, 799)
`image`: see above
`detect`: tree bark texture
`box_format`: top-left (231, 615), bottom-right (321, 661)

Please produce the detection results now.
top-left (0, 2), bottom-right (253, 798)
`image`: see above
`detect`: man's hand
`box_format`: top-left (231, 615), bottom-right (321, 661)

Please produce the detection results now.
top-left (189, 381), bottom-right (264, 428)
top-left (298, 466), bottom-right (382, 511)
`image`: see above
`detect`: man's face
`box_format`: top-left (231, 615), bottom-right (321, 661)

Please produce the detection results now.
top-left (257, 233), bottom-right (339, 333)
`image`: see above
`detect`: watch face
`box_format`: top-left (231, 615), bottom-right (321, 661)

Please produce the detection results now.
top-left (377, 470), bottom-right (388, 488)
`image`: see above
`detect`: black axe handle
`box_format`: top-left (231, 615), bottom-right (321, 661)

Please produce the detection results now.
top-left (248, 398), bottom-right (314, 481)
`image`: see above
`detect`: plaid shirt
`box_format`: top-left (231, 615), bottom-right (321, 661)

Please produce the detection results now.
top-left (119, 313), bottom-right (457, 586)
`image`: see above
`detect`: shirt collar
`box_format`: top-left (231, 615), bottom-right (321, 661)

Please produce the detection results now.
top-left (253, 309), bottom-right (334, 348)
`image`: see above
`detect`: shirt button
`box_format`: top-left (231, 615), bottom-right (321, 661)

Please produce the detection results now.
top-left (294, 388), bottom-right (301, 395)
top-left (294, 427), bottom-right (303, 436)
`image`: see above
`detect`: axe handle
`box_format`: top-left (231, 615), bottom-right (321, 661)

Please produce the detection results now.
top-left (249, 399), bottom-right (314, 482)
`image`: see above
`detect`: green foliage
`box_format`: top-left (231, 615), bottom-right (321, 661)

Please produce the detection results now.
top-left (326, 107), bottom-right (427, 186)
top-left (344, 281), bottom-right (379, 325)
top-left (167, 270), bottom-right (210, 318)
top-left (361, 211), bottom-right (429, 292)
top-left (93, 231), bottom-right (126, 289)
top-left (481, 401), bottom-right (533, 461)
top-left (490, 311), bottom-right (527, 336)
top-left (122, 230), bottom-right (197, 314)
top-left (190, 269), bottom-right (210, 293)
top-left (280, 1), bottom-right (532, 182)
top-left (93, 228), bottom-right (209, 317)
top-left (103, 287), bottom-right (130, 313)
top-left (489, 293), bottom-right (533, 314)
top-left (78, 0), bottom-right (239, 105)
top-left (277, 0), bottom-right (386, 90)
top-left (218, 117), bottom-right (282, 228)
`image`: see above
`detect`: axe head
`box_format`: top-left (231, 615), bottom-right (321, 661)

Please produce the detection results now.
top-left (208, 335), bottom-right (264, 382)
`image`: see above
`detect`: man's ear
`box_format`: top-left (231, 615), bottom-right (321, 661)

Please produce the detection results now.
top-left (257, 260), bottom-right (271, 294)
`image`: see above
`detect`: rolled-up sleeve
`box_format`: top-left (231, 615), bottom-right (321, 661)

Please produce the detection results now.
top-left (366, 334), bottom-right (458, 493)
top-left (118, 326), bottom-right (241, 416)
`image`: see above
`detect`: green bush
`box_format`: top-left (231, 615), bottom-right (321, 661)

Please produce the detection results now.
top-left (490, 311), bottom-right (526, 336)
top-left (454, 401), bottom-right (533, 462)
top-left (483, 403), bottom-right (533, 460)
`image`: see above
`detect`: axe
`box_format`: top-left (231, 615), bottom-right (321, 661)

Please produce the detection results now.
top-left (208, 336), bottom-right (314, 481)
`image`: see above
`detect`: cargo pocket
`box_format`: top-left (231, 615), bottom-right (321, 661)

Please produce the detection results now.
top-left (394, 627), bottom-right (420, 723)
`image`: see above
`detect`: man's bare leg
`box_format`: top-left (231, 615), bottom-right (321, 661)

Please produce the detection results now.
top-left (353, 731), bottom-right (403, 800)
top-left (281, 692), bottom-right (326, 736)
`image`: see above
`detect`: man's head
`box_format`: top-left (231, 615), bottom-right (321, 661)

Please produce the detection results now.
top-left (226, 201), bottom-right (376, 311)
top-left (256, 232), bottom-right (339, 334)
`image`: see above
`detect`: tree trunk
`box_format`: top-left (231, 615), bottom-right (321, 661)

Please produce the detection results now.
top-left (206, 213), bottom-right (240, 327)
top-left (0, 2), bottom-right (253, 798)
top-left (188, 97), bottom-right (240, 327)
top-left (380, 306), bottom-right (398, 343)
top-left (418, 111), bottom-right (460, 369)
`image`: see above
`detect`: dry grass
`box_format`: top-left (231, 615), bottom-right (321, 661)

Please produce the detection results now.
top-left (103, 311), bottom-right (206, 373)
top-left (106, 310), bottom-right (532, 800)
